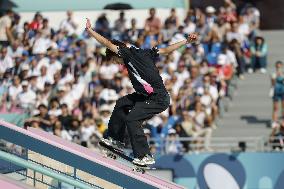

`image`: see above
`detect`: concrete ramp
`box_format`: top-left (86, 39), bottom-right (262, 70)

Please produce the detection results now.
top-left (0, 120), bottom-right (184, 189)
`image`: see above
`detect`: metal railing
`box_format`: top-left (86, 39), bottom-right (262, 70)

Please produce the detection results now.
top-left (148, 136), bottom-right (281, 154)
top-left (0, 150), bottom-right (97, 189)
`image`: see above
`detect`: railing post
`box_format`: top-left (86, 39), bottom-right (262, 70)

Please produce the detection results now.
top-left (74, 167), bottom-right (77, 189)
top-left (33, 170), bottom-right (36, 187)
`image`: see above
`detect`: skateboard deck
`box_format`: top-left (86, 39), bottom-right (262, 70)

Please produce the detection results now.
top-left (99, 141), bottom-right (155, 174)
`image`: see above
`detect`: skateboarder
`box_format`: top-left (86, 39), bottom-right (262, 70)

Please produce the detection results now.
top-left (86, 18), bottom-right (197, 166)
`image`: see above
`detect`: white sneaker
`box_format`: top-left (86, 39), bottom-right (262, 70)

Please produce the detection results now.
top-left (248, 68), bottom-right (253, 74)
top-left (260, 68), bottom-right (267, 74)
top-left (100, 137), bottom-right (125, 151)
top-left (133, 155), bottom-right (155, 166)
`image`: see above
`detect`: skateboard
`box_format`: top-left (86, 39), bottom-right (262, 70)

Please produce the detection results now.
top-left (99, 141), bottom-right (155, 174)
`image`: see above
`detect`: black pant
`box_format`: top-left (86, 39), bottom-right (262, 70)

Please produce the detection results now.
top-left (107, 92), bottom-right (170, 158)
top-left (0, 41), bottom-right (9, 47)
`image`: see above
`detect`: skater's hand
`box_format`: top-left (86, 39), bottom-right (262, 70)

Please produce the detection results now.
top-left (86, 18), bottom-right (92, 30)
top-left (187, 33), bottom-right (198, 44)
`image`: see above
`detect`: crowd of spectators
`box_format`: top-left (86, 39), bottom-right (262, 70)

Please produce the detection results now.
top-left (0, 0), bottom-right (263, 154)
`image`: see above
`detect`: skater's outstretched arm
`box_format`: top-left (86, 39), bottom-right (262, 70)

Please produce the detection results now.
top-left (85, 18), bottom-right (119, 54)
top-left (158, 33), bottom-right (198, 55)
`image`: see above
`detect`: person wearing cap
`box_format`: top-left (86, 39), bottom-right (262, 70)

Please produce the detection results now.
top-left (99, 104), bottom-right (112, 126)
top-left (205, 6), bottom-right (217, 28)
top-left (165, 128), bottom-right (183, 154)
top-left (17, 80), bottom-right (36, 110)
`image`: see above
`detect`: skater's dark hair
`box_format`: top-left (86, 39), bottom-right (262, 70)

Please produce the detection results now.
top-left (106, 39), bottom-right (127, 60)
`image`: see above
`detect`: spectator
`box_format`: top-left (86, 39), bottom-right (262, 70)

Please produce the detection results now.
top-left (0, 9), bottom-right (14, 46)
top-left (8, 76), bottom-right (22, 106)
top-left (249, 36), bottom-right (268, 73)
top-left (270, 120), bottom-right (284, 150)
top-left (95, 13), bottom-right (111, 38)
top-left (37, 66), bottom-right (54, 91)
top-left (183, 17), bottom-right (196, 35)
top-left (41, 18), bottom-right (54, 38)
top-left (271, 61), bottom-right (284, 125)
top-left (230, 39), bottom-right (246, 79)
top-left (26, 104), bottom-right (52, 131)
top-left (32, 31), bottom-right (50, 55)
top-left (7, 39), bottom-right (24, 58)
top-left (189, 102), bottom-right (213, 151)
top-left (164, 8), bottom-right (179, 29)
top-left (58, 103), bottom-right (73, 130)
top-left (165, 128), bottom-right (183, 154)
top-left (145, 8), bottom-right (161, 35)
top-left (99, 104), bottom-right (111, 126)
top-left (126, 18), bottom-right (140, 45)
top-left (226, 22), bottom-right (244, 44)
top-left (205, 6), bottom-right (217, 28)
top-left (29, 12), bottom-right (42, 31)
top-left (0, 47), bottom-right (13, 76)
top-left (53, 120), bottom-right (72, 141)
top-left (17, 80), bottom-right (36, 110)
top-left (113, 11), bottom-right (126, 40)
top-left (60, 10), bottom-right (78, 36)
top-left (80, 118), bottom-right (97, 147)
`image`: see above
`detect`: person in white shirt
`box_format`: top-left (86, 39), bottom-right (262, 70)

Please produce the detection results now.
top-left (32, 33), bottom-right (51, 55)
top-left (99, 104), bottom-right (112, 126)
top-left (99, 61), bottom-right (119, 81)
top-left (58, 86), bottom-right (75, 110)
top-left (59, 10), bottom-right (78, 36)
top-left (175, 63), bottom-right (190, 84)
top-left (8, 76), bottom-right (22, 104)
top-left (200, 87), bottom-right (214, 115)
top-left (99, 88), bottom-right (117, 102)
top-left (80, 118), bottom-right (96, 147)
top-left (0, 10), bottom-right (14, 46)
top-left (37, 66), bottom-right (54, 91)
top-left (47, 50), bottom-right (62, 77)
top-left (165, 129), bottom-right (183, 154)
top-left (217, 45), bottom-right (238, 68)
top-left (7, 40), bottom-right (24, 58)
top-left (226, 22), bottom-right (244, 44)
top-left (184, 18), bottom-right (196, 34)
top-left (238, 16), bottom-right (250, 37)
top-left (17, 81), bottom-right (36, 109)
top-left (0, 47), bottom-right (13, 75)
top-left (27, 57), bottom-right (41, 78)
top-left (70, 74), bottom-right (86, 101)
top-left (197, 74), bottom-right (219, 102)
